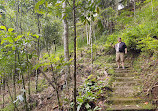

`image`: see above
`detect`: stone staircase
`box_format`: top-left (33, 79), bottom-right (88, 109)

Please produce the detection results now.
top-left (107, 66), bottom-right (156, 111)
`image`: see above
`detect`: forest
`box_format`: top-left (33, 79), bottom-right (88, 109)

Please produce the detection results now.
top-left (0, 0), bottom-right (158, 111)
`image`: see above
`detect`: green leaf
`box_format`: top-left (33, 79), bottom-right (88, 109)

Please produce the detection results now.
top-left (14, 35), bottom-right (23, 41)
top-left (55, 57), bottom-right (60, 61)
top-left (8, 28), bottom-right (14, 32)
top-left (17, 80), bottom-right (22, 84)
top-left (94, 106), bottom-right (102, 110)
top-left (77, 98), bottom-right (83, 103)
top-left (35, 0), bottom-right (46, 14)
top-left (55, 3), bottom-right (61, 7)
top-left (12, 46), bottom-right (16, 50)
top-left (97, 7), bottom-right (100, 14)
top-left (29, 54), bottom-right (32, 59)
top-left (77, 104), bottom-right (82, 111)
top-left (33, 34), bottom-right (39, 38)
top-left (36, 10), bottom-right (45, 14)
top-left (87, 92), bottom-right (93, 96)
top-left (45, 1), bottom-right (48, 7)
top-left (35, 0), bottom-right (45, 10)
top-left (85, 103), bottom-right (91, 109)
top-left (0, 26), bottom-right (7, 31)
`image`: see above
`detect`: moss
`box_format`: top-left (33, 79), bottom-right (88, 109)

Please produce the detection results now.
top-left (1, 103), bottom-right (14, 111)
top-left (140, 102), bottom-right (156, 109)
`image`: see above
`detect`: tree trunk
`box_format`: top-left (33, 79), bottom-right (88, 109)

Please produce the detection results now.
top-left (26, 51), bottom-right (31, 104)
top-left (2, 78), bottom-right (5, 108)
top-left (36, 13), bottom-right (40, 96)
top-left (89, 22), bottom-right (91, 45)
top-left (62, 1), bottom-right (70, 87)
top-left (13, 47), bottom-right (17, 111)
top-left (133, 0), bottom-right (136, 18)
top-left (17, 51), bottom-right (29, 111)
top-left (14, 0), bottom-right (20, 106)
top-left (90, 0), bottom-right (94, 74)
top-left (20, 1), bottom-right (22, 34)
top-left (86, 23), bottom-right (89, 45)
top-left (73, 0), bottom-right (77, 110)
top-left (115, 0), bottom-right (119, 16)
top-left (6, 80), bottom-right (19, 111)
top-left (151, 0), bottom-right (153, 14)
top-left (40, 67), bottom-right (61, 111)
top-left (90, 14), bottom-right (93, 74)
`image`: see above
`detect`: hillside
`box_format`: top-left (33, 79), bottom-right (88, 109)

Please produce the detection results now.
top-left (0, 0), bottom-right (158, 111)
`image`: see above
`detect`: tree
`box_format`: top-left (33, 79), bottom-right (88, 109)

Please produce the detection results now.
top-left (62, 0), bottom-right (70, 87)
top-left (73, 0), bottom-right (77, 110)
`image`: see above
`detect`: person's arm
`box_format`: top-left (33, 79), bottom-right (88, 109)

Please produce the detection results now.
top-left (111, 43), bottom-right (115, 48)
top-left (125, 48), bottom-right (127, 54)
top-left (124, 43), bottom-right (127, 54)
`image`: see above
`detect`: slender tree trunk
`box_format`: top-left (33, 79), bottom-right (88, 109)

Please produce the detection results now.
top-left (73, 0), bottom-right (77, 110)
top-left (6, 80), bottom-right (19, 111)
top-left (36, 13), bottom-right (40, 96)
top-left (89, 22), bottom-right (91, 45)
top-left (2, 78), bottom-right (5, 108)
top-left (151, 0), bottom-right (153, 15)
top-left (90, 0), bottom-right (94, 74)
top-left (20, 0), bottom-right (23, 34)
top-left (40, 67), bottom-right (61, 111)
top-left (14, 47), bottom-right (17, 110)
top-left (14, 1), bottom-right (19, 106)
top-left (85, 10), bottom-right (89, 45)
top-left (133, 0), bottom-right (136, 18)
top-left (0, 78), bottom-right (2, 95)
top-left (86, 23), bottom-right (89, 45)
top-left (26, 8), bottom-right (31, 107)
top-left (51, 67), bottom-right (61, 111)
top-left (93, 25), bottom-right (96, 43)
top-left (26, 51), bottom-right (31, 104)
top-left (90, 14), bottom-right (93, 74)
top-left (115, 0), bottom-right (119, 16)
top-left (17, 51), bottom-right (28, 111)
top-left (62, 1), bottom-right (70, 87)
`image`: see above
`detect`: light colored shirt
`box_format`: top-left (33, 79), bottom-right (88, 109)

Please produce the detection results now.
top-left (115, 43), bottom-right (120, 53)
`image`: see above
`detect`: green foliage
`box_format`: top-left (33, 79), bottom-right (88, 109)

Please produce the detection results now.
top-left (0, 26), bottom-right (36, 83)
top-left (1, 103), bottom-right (14, 111)
top-left (37, 79), bottom-right (48, 92)
top-left (75, 74), bottom-right (108, 111)
top-left (102, 0), bottom-right (158, 55)
top-left (34, 52), bottom-right (72, 71)
top-left (43, 19), bottom-right (63, 49)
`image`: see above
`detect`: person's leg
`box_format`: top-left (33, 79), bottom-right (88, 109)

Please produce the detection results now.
top-left (120, 53), bottom-right (125, 69)
top-left (116, 53), bottom-right (120, 69)
top-left (117, 62), bottom-right (120, 69)
top-left (122, 62), bottom-right (125, 69)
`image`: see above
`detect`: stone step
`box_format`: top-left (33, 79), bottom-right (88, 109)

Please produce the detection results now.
top-left (107, 97), bottom-right (143, 105)
top-left (113, 66), bottom-right (131, 68)
top-left (112, 92), bottom-right (138, 98)
top-left (113, 86), bottom-right (138, 92)
top-left (114, 77), bottom-right (136, 82)
top-left (107, 105), bottom-right (156, 111)
top-left (112, 86), bottom-right (141, 97)
top-left (115, 70), bottom-right (133, 73)
top-left (113, 73), bottom-right (138, 77)
top-left (113, 67), bottom-right (132, 69)
top-left (112, 81), bottom-right (140, 87)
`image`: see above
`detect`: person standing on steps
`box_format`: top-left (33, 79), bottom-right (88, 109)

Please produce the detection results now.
top-left (111, 38), bottom-right (127, 69)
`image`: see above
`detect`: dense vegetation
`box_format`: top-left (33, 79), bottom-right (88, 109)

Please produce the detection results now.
top-left (0, 0), bottom-right (158, 110)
